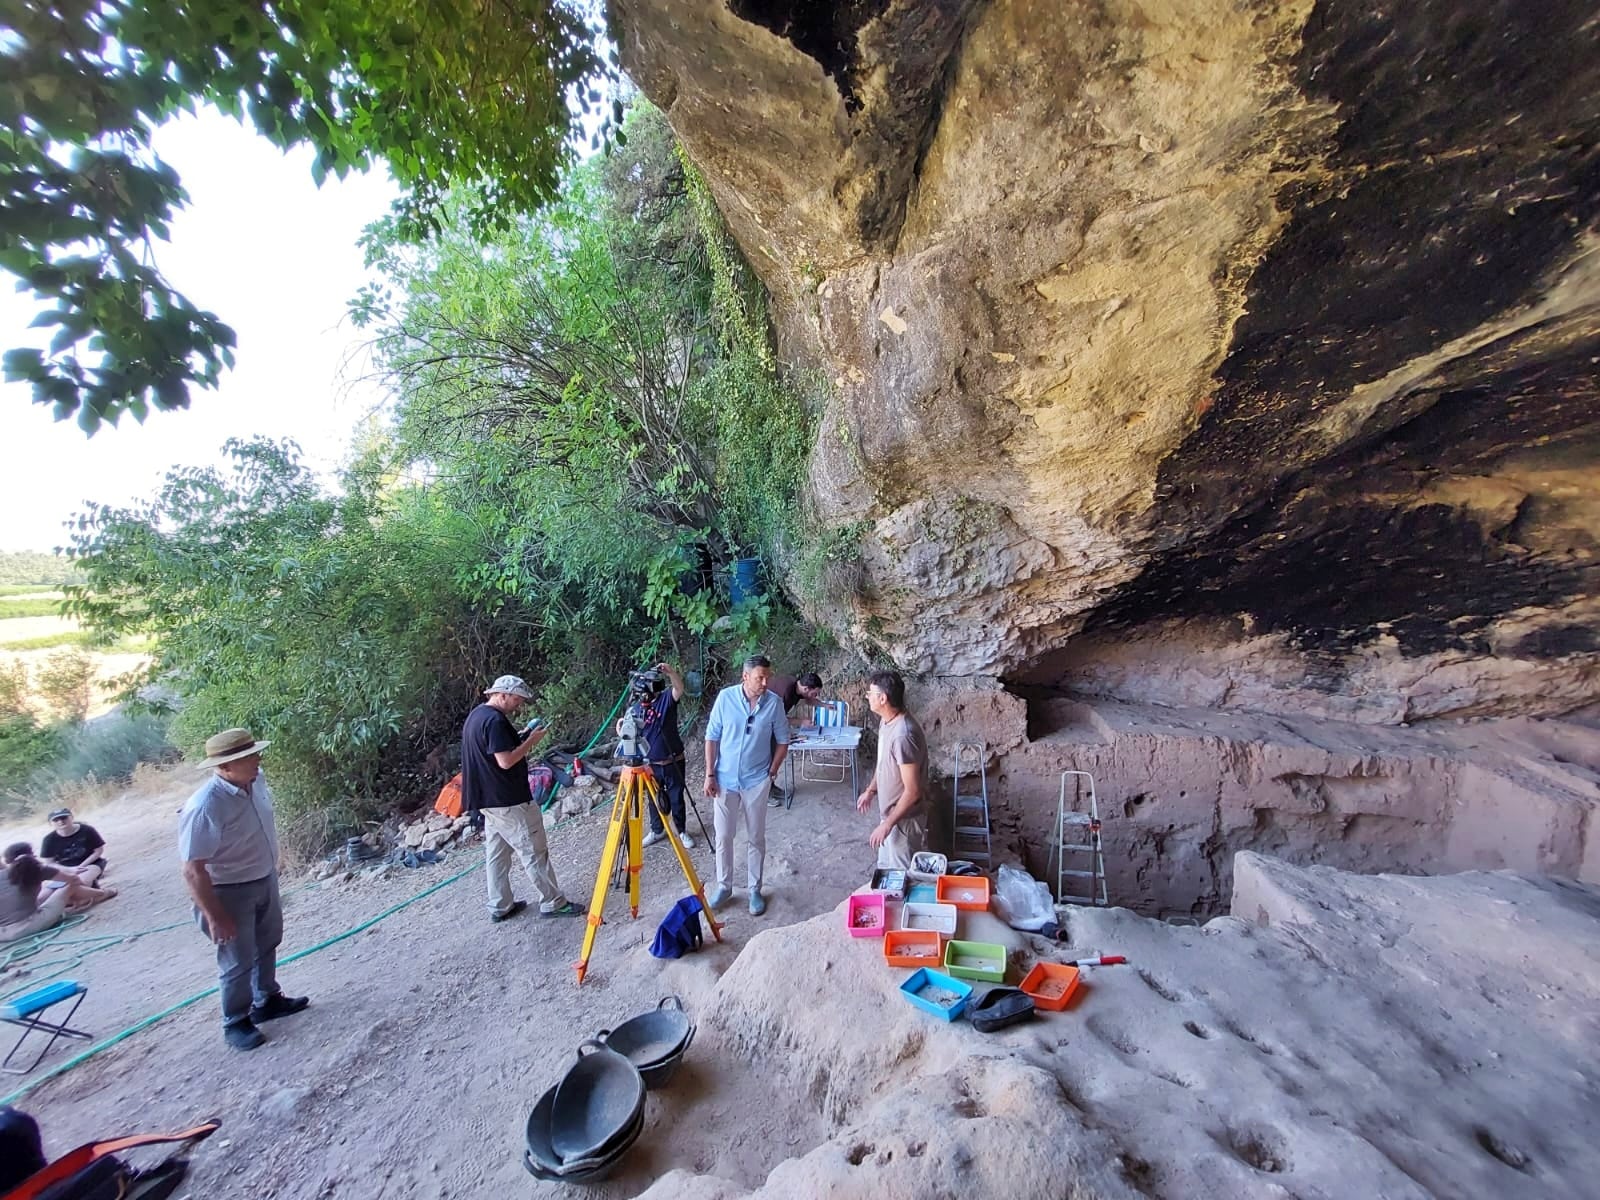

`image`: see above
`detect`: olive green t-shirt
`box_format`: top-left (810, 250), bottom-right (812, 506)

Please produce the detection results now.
top-left (875, 713), bottom-right (929, 820)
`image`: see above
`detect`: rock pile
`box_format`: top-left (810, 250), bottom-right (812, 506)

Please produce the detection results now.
top-left (399, 810), bottom-right (472, 853)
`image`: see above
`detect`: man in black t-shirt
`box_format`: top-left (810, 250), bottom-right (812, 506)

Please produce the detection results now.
top-left (639, 662), bottom-right (694, 850)
top-left (764, 671), bottom-right (822, 806)
top-left (461, 675), bottom-right (581, 923)
top-left (41, 808), bottom-right (107, 880)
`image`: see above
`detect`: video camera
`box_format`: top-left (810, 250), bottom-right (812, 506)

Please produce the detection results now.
top-left (628, 667), bottom-right (668, 705)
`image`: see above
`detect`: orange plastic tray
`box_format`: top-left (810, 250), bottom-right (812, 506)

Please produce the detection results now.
top-left (1019, 961), bottom-right (1081, 1011)
top-left (936, 875), bottom-right (991, 912)
top-left (883, 929), bottom-right (943, 968)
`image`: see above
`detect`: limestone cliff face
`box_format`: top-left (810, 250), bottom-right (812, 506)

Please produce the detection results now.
top-left (610, 0), bottom-right (1600, 719)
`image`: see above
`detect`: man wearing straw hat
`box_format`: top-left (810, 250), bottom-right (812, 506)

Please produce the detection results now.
top-left (179, 727), bottom-right (309, 1051)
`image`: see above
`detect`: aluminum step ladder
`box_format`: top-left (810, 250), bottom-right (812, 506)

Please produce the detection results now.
top-left (1052, 770), bottom-right (1107, 906)
top-left (950, 742), bottom-right (991, 865)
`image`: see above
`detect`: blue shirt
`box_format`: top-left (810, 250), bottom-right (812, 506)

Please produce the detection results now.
top-left (704, 684), bottom-right (790, 792)
top-left (179, 773), bottom-right (280, 885)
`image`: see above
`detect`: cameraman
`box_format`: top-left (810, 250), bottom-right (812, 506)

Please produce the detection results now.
top-left (639, 663), bottom-right (695, 850)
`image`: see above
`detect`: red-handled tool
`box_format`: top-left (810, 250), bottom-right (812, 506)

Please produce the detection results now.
top-left (1068, 955), bottom-right (1126, 967)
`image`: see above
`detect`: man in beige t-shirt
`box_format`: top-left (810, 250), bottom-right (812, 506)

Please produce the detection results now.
top-left (855, 669), bottom-right (929, 869)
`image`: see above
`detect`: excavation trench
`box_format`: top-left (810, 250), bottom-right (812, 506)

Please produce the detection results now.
top-left (971, 690), bottom-right (1600, 919)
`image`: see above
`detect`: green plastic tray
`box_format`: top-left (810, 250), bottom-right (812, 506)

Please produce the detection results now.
top-left (943, 939), bottom-right (1007, 983)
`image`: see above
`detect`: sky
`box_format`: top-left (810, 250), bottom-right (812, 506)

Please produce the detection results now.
top-left (0, 109), bottom-right (401, 552)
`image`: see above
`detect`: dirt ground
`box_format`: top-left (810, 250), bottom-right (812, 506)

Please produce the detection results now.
top-left (0, 757), bottom-right (875, 1197)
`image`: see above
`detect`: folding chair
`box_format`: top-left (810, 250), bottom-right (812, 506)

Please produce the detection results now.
top-left (799, 701), bottom-right (851, 785)
top-left (1, 981), bottom-right (92, 1075)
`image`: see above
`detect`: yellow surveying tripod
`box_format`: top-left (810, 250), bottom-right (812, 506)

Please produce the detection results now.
top-left (574, 761), bottom-right (722, 984)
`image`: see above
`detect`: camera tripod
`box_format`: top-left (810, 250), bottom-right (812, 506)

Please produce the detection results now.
top-left (574, 761), bottom-right (723, 984)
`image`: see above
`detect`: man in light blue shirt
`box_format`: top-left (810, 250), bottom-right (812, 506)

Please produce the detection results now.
top-left (179, 728), bottom-right (309, 1051)
top-left (703, 655), bottom-right (790, 915)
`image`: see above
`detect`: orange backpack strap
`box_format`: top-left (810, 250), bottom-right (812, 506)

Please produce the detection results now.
top-left (3, 1120), bottom-right (220, 1200)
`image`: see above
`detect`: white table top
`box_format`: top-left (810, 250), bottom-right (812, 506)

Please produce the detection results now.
top-left (788, 724), bottom-right (862, 749)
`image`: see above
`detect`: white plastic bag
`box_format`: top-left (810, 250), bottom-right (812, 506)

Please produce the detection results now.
top-left (992, 863), bottom-right (1055, 931)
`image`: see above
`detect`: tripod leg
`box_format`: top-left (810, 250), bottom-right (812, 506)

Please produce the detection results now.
top-left (626, 776), bottom-right (644, 919)
top-left (575, 785), bottom-right (630, 985)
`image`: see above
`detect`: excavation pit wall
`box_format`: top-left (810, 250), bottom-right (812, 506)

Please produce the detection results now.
top-left (906, 680), bottom-right (1600, 918)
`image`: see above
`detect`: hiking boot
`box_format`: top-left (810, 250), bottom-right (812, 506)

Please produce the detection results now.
top-left (679, 831), bottom-right (696, 850)
top-left (224, 1020), bottom-right (265, 1051)
top-left (642, 829), bottom-right (665, 848)
top-left (706, 884), bottom-right (731, 909)
top-left (749, 890), bottom-right (767, 917)
top-left (491, 899), bottom-right (529, 924)
top-left (250, 993), bottom-right (310, 1022)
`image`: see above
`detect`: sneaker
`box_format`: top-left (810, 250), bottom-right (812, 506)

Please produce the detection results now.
top-left (749, 890), bottom-right (767, 917)
top-left (250, 993), bottom-right (310, 1022)
top-left (679, 832), bottom-right (696, 850)
top-left (540, 900), bottom-right (584, 918)
top-left (642, 829), bottom-right (665, 847)
top-left (768, 788), bottom-right (787, 808)
top-left (491, 899), bottom-right (529, 924)
top-left (706, 884), bottom-right (731, 909)
top-left (224, 1020), bottom-right (265, 1051)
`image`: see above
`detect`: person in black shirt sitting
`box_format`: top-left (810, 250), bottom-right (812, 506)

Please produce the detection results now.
top-left (639, 663), bottom-right (695, 850)
top-left (40, 808), bottom-right (108, 883)
top-left (461, 674), bottom-right (582, 924)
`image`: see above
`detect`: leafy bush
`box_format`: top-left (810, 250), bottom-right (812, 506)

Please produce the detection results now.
top-left (0, 715), bottom-right (65, 800)
top-left (0, 659), bottom-right (27, 718)
top-left (28, 710), bottom-right (176, 798)
top-left (36, 649), bottom-right (96, 723)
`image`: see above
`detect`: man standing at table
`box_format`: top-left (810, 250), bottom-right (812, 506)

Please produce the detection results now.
top-left (855, 670), bottom-right (929, 870)
top-left (764, 671), bottom-right (823, 806)
top-left (704, 655), bottom-right (790, 915)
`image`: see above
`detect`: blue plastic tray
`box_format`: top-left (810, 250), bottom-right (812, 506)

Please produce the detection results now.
top-left (906, 883), bottom-right (937, 904)
top-left (898, 968), bottom-right (972, 1022)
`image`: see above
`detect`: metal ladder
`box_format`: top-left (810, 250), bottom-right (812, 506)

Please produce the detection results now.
top-left (1052, 770), bottom-right (1107, 906)
top-left (950, 742), bottom-right (991, 865)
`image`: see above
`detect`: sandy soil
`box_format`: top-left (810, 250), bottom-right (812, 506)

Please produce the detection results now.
top-left (0, 760), bottom-right (876, 1197)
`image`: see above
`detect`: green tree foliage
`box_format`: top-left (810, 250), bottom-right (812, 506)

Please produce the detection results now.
top-left (66, 100), bottom-right (828, 827)
top-left (66, 437), bottom-right (530, 817)
top-left (1, 0), bottom-right (610, 430)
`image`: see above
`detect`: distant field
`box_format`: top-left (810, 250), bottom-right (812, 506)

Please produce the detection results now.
top-left (0, 608), bottom-right (153, 719)
top-left (0, 584), bottom-right (66, 597)
top-left (0, 595), bottom-right (65, 620)
top-left (0, 628), bottom-right (154, 652)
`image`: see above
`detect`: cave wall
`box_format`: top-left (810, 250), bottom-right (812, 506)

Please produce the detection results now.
top-left (610, 0), bottom-right (1600, 718)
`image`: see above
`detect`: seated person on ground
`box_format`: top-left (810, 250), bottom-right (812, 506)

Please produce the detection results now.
top-left (41, 807), bottom-right (108, 878)
top-left (0, 846), bottom-right (116, 940)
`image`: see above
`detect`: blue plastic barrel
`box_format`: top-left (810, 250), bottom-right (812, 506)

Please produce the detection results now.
top-left (729, 557), bottom-right (763, 606)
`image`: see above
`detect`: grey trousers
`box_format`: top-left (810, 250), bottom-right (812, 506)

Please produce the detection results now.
top-left (714, 778), bottom-right (771, 891)
top-left (196, 873), bottom-right (283, 1026)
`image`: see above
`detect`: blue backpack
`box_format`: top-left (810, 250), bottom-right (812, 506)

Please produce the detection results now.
top-left (649, 895), bottom-right (705, 960)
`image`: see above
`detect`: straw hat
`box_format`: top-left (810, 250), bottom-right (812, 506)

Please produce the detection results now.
top-left (197, 727), bottom-right (271, 769)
